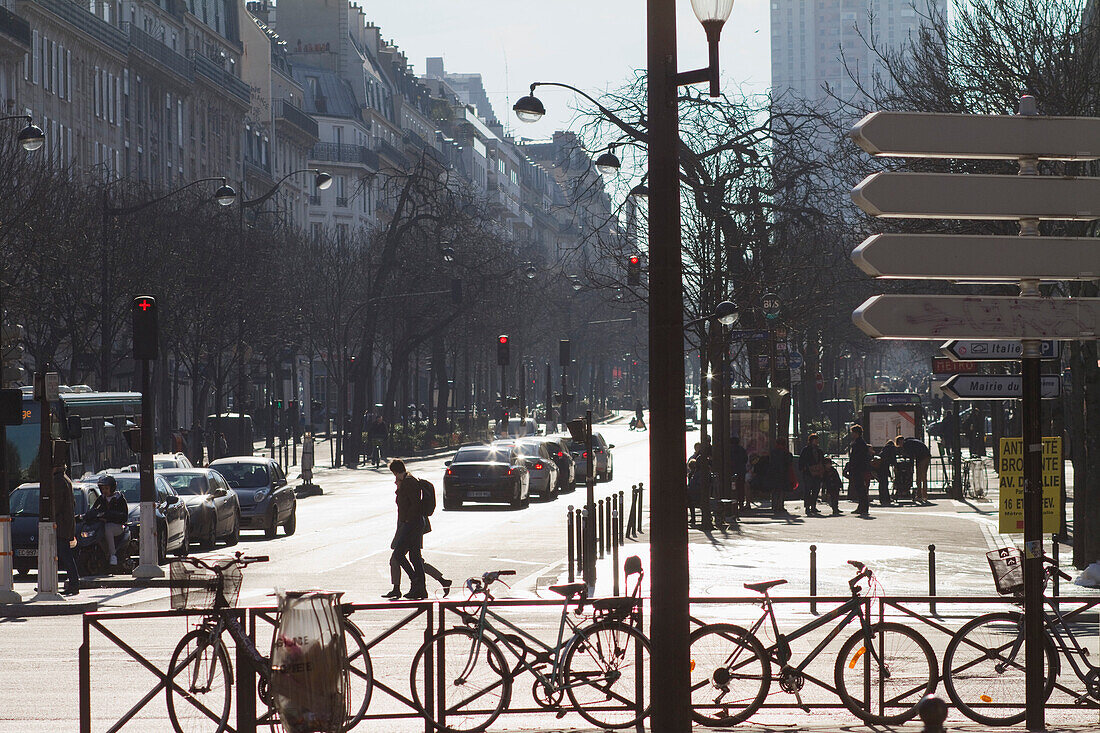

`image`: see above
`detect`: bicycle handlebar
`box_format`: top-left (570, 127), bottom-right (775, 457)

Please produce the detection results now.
top-left (1041, 556), bottom-right (1074, 582)
top-left (173, 551), bottom-right (269, 573)
top-left (847, 560), bottom-right (866, 571)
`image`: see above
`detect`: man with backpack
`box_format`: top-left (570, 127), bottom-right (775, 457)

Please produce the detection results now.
top-left (384, 459), bottom-right (449, 600)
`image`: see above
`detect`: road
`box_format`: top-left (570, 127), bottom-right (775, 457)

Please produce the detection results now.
top-left (2, 418), bottom-right (1098, 731)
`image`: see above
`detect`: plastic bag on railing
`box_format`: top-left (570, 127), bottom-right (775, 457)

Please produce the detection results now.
top-left (269, 591), bottom-right (348, 733)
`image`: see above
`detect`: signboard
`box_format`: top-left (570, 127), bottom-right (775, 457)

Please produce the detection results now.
top-left (942, 340), bottom-right (1061, 361)
top-left (931, 357), bottom-right (979, 375)
top-left (941, 374), bottom-right (1061, 400)
top-left (762, 293), bottom-right (781, 319)
top-left (790, 368), bottom-right (802, 385)
top-left (852, 234), bottom-right (1100, 281)
top-left (998, 437), bottom-right (1062, 534)
top-left (789, 351), bottom-right (803, 370)
top-left (815, 373), bottom-right (824, 392)
top-left (853, 295), bottom-right (1100, 340)
top-left (863, 393), bottom-right (922, 405)
top-left (868, 410), bottom-right (918, 447)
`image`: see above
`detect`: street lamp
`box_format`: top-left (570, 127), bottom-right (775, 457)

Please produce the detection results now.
top-left (215, 184), bottom-right (238, 207)
top-left (715, 300), bottom-right (739, 326)
top-left (442, 246), bottom-right (456, 263)
top-left (525, 264), bottom-right (538, 280)
top-left (594, 144), bottom-right (622, 176)
top-left (689, 0), bottom-right (735, 96)
top-left (14, 122), bottom-right (44, 152)
top-left (629, 183), bottom-right (649, 202)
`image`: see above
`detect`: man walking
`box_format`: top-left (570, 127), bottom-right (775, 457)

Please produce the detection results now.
top-left (384, 459), bottom-right (427, 600)
top-left (798, 434), bottom-right (825, 515)
top-left (53, 449), bottom-right (80, 595)
top-left (896, 435), bottom-right (932, 505)
top-left (845, 425), bottom-right (872, 517)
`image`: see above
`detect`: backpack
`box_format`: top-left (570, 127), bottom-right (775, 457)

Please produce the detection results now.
top-left (419, 478), bottom-right (436, 516)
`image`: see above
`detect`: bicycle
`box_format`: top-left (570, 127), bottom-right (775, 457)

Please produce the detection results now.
top-left (941, 547), bottom-right (1095, 725)
top-left (164, 552), bottom-right (374, 733)
top-left (410, 556), bottom-right (650, 732)
top-left (962, 458), bottom-right (988, 499)
top-left (688, 560), bottom-right (937, 727)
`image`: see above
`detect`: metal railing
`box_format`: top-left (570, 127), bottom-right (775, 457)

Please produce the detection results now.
top-left (0, 4), bottom-right (30, 48)
top-left (275, 98), bottom-right (318, 139)
top-left (310, 141), bottom-right (379, 169)
top-left (376, 138), bottom-right (409, 169)
top-left (125, 24), bottom-right (191, 81)
top-left (189, 50), bottom-right (250, 103)
top-left (36, 0), bottom-right (128, 54)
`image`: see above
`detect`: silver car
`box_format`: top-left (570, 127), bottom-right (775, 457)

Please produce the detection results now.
top-left (570, 432), bottom-right (614, 483)
top-left (515, 439), bottom-right (560, 500)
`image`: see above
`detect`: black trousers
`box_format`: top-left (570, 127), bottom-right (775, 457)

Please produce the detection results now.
top-left (802, 475), bottom-right (821, 510)
top-left (56, 537), bottom-right (80, 588)
top-left (851, 475), bottom-right (870, 513)
top-left (389, 521), bottom-right (425, 590)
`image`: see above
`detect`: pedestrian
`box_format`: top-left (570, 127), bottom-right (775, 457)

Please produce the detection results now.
top-left (797, 433), bottom-right (826, 515)
top-left (52, 453), bottom-right (80, 595)
top-left (768, 438), bottom-right (794, 517)
top-left (730, 435), bottom-right (748, 512)
top-left (634, 401), bottom-right (646, 430)
top-left (368, 415), bottom-right (387, 467)
top-left (214, 432), bottom-right (229, 460)
top-left (822, 458), bottom-right (843, 515)
top-left (87, 475), bottom-right (128, 565)
top-left (687, 441), bottom-right (712, 525)
top-left (895, 435), bottom-right (932, 504)
top-left (844, 424), bottom-right (872, 516)
top-left (686, 458), bottom-right (700, 525)
top-left (876, 438), bottom-right (898, 506)
top-left (384, 459), bottom-right (427, 600)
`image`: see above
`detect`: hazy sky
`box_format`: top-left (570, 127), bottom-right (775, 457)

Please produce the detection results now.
top-left (365, 0), bottom-right (772, 137)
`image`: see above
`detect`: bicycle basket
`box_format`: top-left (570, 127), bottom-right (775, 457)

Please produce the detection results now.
top-left (987, 547), bottom-right (1024, 596)
top-left (170, 560), bottom-right (243, 610)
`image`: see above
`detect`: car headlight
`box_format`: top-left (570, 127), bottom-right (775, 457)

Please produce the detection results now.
top-left (254, 488), bottom-right (269, 502)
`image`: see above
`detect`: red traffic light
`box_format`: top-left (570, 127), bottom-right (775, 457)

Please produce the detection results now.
top-left (629, 255), bottom-right (640, 265)
top-left (498, 335), bottom-right (509, 344)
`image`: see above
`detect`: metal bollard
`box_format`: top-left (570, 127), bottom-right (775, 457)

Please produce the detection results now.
top-left (1052, 534), bottom-right (1060, 597)
top-left (575, 508), bottom-right (584, 573)
top-left (809, 544), bottom-right (818, 615)
top-left (597, 499), bottom-right (605, 559)
top-left (617, 491), bottom-right (625, 545)
top-left (637, 482), bottom-right (645, 533)
top-left (612, 508), bottom-right (621, 596)
top-left (928, 544), bottom-right (937, 616)
top-left (605, 496), bottom-right (613, 553)
top-left (567, 506), bottom-right (575, 583)
top-left (917, 694), bottom-right (948, 733)
top-left (626, 485), bottom-right (638, 539)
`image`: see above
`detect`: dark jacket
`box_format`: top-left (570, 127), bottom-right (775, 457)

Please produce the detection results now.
top-left (900, 438), bottom-right (931, 461)
top-left (847, 436), bottom-right (871, 475)
top-left (53, 472), bottom-right (75, 542)
top-left (798, 443), bottom-right (825, 475)
top-left (395, 474), bottom-right (423, 523)
top-left (730, 443), bottom-right (748, 475)
top-left (767, 445), bottom-right (793, 489)
top-left (89, 490), bottom-right (128, 525)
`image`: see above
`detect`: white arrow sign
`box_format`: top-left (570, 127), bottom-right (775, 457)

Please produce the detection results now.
top-left (853, 295), bottom-right (1100, 340)
top-left (850, 111), bottom-right (1100, 160)
top-left (941, 340), bottom-right (1061, 361)
top-left (851, 173), bottom-right (1100, 220)
top-left (941, 374), bottom-right (1061, 400)
top-left (852, 234), bottom-right (1100, 281)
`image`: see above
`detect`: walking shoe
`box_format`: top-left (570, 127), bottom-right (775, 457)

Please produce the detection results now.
top-left (404, 587), bottom-right (429, 600)
top-left (381, 588), bottom-right (402, 600)
top-left (109, 555), bottom-right (118, 566)
top-left (441, 578), bottom-right (453, 598)
top-left (62, 585), bottom-right (80, 596)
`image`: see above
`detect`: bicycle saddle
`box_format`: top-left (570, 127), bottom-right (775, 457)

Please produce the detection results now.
top-left (744, 579), bottom-right (787, 593)
top-left (548, 582), bottom-right (587, 598)
top-left (591, 597), bottom-right (638, 612)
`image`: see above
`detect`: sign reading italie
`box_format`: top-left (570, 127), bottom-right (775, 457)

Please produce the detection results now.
top-left (997, 437), bottom-right (1062, 534)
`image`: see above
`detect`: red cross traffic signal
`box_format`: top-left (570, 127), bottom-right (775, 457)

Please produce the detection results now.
top-left (132, 295), bottom-right (158, 361)
top-left (627, 255), bottom-right (641, 286)
top-left (497, 335), bottom-right (510, 366)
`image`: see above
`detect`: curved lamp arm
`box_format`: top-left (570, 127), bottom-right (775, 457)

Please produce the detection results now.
top-left (105, 176), bottom-right (229, 216)
top-left (244, 168), bottom-right (327, 208)
top-left (531, 82), bottom-right (648, 146)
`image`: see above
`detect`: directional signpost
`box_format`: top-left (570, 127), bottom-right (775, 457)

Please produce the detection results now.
top-left (942, 340), bottom-right (1061, 361)
top-left (941, 374), bottom-right (1061, 400)
top-left (849, 100), bottom-right (1100, 730)
top-left (931, 357), bottom-right (978, 376)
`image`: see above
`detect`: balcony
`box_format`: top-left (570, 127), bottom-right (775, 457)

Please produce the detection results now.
top-left (310, 142), bottom-right (379, 169)
top-left (125, 24), bottom-right (191, 82)
top-left (36, 0), bottom-right (127, 54)
top-left (0, 5), bottom-right (30, 51)
top-left (376, 139), bottom-right (410, 169)
top-left (189, 50), bottom-right (250, 104)
top-left (275, 99), bottom-right (318, 140)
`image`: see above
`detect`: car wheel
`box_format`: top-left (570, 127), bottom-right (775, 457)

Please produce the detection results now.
top-left (225, 512), bottom-right (240, 546)
top-left (175, 523), bottom-right (190, 557)
top-left (264, 509), bottom-right (279, 539)
top-left (510, 482), bottom-right (524, 510)
top-left (157, 530), bottom-right (168, 565)
top-left (283, 506), bottom-right (297, 536)
top-left (202, 514), bottom-right (217, 551)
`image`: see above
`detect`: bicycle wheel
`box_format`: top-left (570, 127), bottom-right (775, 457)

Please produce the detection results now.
top-left (942, 611), bottom-right (1058, 725)
top-left (563, 621), bottom-right (651, 729)
top-left (688, 623), bottom-right (770, 726)
top-left (166, 629), bottom-right (233, 733)
top-left (410, 627), bottom-right (511, 733)
top-left (343, 624), bottom-right (373, 731)
top-left (835, 622), bottom-right (937, 724)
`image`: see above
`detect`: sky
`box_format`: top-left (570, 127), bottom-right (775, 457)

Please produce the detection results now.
top-left (365, 0), bottom-right (773, 138)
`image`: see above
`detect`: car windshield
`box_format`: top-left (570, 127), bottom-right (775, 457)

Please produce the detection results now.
top-left (9, 487), bottom-right (89, 516)
top-left (162, 473), bottom-right (207, 495)
top-left (214, 463), bottom-right (270, 489)
top-left (454, 448), bottom-right (507, 463)
top-left (112, 477), bottom-right (141, 503)
top-left (516, 443), bottom-right (541, 456)
top-left (154, 460), bottom-right (178, 469)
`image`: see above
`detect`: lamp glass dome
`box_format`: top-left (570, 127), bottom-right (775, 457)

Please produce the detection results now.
top-left (594, 151), bottom-right (621, 176)
top-left (441, 246), bottom-right (456, 263)
top-left (715, 300), bottom-right (739, 326)
top-left (215, 184), bottom-right (237, 207)
top-left (513, 94), bottom-right (546, 123)
top-left (525, 265), bottom-right (538, 280)
top-left (629, 183), bottom-right (649, 202)
top-left (314, 171), bottom-right (333, 190)
top-left (17, 123), bottom-right (44, 152)
top-left (570, 278), bottom-right (582, 291)
top-left (690, 0), bottom-right (735, 24)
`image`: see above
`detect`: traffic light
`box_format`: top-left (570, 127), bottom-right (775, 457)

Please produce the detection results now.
top-left (451, 278), bottom-right (462, 304)
top-left (132, 295), bottom-right (158, 361)
top-left (627, 255), bottom-right (641, 286)
top-left (274, 399), bottom-right (284, 410)
top-left (497, 335), bottom-right (510, 366)
top-left (123, 426), bottom-right (142, 452)
top-left (559, 340), bottom-right (570, 368)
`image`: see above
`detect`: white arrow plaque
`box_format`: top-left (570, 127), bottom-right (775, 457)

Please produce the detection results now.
top-left (853, 295), bottom-right (1100, 340)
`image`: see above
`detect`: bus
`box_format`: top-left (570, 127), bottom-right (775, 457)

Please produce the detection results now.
top-left (6, 389), bottom-right (142, 492)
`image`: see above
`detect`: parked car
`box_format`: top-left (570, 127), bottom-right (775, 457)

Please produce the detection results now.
top-left (498, 417), bottom-right (539, 438)
top-left (208, 457), bottom-right (296, 538)
top-left (10, 481), bottom-right (100, 577)
top-left (91, 472), bottom-right (190, 563)
top-left (569, 432), bottom-right (615, 482)
top-left (159, 468), bottom-right (242, 549)
top-left (442, 445), bottom-right (529, 510)
top-left (515, 438), bottom-right (559, 500)
top-left (154, 453), bottom-right (194, 470)
top-left (538, 436), bottom-right (576, 492)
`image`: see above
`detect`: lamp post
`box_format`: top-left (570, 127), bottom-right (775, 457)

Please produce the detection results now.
top-left (234, 169), bottom-right (332, 457)
top-left (0, 114), bottom-right (43, 604)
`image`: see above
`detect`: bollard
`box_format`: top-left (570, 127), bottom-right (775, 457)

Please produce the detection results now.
top-left (809, 544), bottom-right (818, 615)
top-left (612, 508), bottom-right (620, 596)
top-left (597, 499), bottom-right (605, 559)
top-left (567, 506), bottom-right (575, 583)
top-left (1052, 534), bottom-right (1060, 597)
top-left (575, 508), bottom-right (584, 574)
top-left (617, 491), bottom-right (625, 545)
top-left (917, 694), bottom-right (948, 733)
top-left (928, 544), bottom-right (937, 616)
top-left (626, 485), bottom-right (638, 539)
top-left (605, 495), bottom-right (613, 553)
top-left (637, 482), bottom-right (645, 533)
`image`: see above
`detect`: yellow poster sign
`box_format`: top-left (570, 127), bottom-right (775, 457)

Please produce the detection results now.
top-left (997, 437), bottom-right (1062, 534)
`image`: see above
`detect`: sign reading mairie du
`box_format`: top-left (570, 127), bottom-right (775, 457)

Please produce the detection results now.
top-left (941, 374), bottom-right (1061, 400)
top-left (942, 340), bottom-right (1061, 361)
